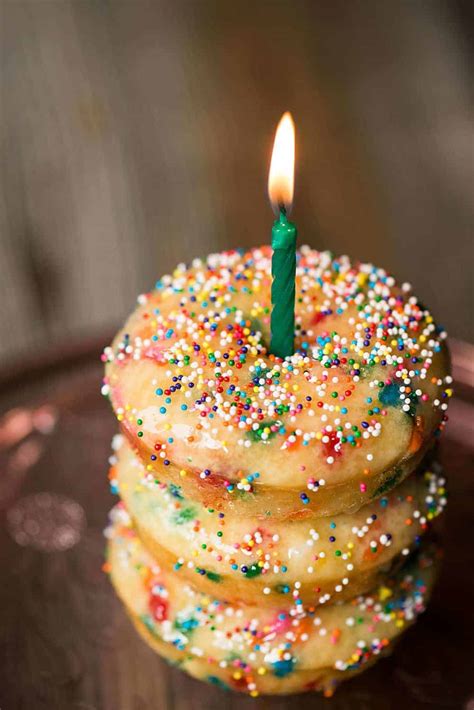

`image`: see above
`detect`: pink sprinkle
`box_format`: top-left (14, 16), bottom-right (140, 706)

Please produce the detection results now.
top-left (360, 483), bottom-right (367, 493)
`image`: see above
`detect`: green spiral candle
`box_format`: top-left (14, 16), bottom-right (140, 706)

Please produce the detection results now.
top-left (268, 112), bottom-right (297, 359)
top-left (270, 209), bottom-right (297, 358)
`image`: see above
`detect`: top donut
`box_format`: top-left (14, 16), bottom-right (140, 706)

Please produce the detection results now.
top-left (103, 246), bottom-right (451, 519)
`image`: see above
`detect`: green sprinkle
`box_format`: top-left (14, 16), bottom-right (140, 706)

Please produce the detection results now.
top-left (171, 505), bottom-right (196, 525)
top-left (244, 563), bottom-right (262, 579)
top-left (206, 571), bottom-right (222, 583)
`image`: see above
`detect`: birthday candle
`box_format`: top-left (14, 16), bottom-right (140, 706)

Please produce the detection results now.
top-left (268, 112), bottom-right (297, 359)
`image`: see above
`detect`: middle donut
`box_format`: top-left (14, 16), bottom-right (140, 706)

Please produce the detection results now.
top-left (109, 435), bottom-right (446, 607)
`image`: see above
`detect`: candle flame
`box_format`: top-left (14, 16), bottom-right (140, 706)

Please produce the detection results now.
top-left (268, 111), bottom-right (295, 215)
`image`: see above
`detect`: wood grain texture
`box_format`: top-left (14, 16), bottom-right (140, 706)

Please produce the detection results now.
top-left (0, 0), bottom-right (472, 366)
top-left (0, 340), bottom-right (472, 710)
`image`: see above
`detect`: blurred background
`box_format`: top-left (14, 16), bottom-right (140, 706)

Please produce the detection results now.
top-left (1, 0), bottom-right (472, 367)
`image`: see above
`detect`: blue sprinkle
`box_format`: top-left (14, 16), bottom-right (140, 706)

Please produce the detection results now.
top-left (272, 658), bottom-right (295, 678)
top-left (379, 383), bottom-right (400, 407)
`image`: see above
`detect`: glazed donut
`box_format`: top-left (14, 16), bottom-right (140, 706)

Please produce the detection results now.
top-left (109, 435), bottom-right (446, 607)
top-left (105, 504), bottom-right (439, 698)
top-left (103, 247), bottom-right (451, 519)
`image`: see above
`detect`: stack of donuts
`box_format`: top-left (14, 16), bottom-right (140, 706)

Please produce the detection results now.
top-left (102, 246), bottom-right (450, 697)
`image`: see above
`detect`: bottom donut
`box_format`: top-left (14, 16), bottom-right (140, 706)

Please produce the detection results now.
top-left (105, 505), bottom-right (439, 697)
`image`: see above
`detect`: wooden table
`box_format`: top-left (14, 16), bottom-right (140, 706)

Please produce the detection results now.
top-left (0, 340), bottom-right (473, 710)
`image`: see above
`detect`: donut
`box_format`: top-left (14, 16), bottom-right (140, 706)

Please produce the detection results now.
top-left (105, 504), bottom-right (439, 697)
top-left (102, 247), bottom-right (451, 519)
top-left (109, 435), bottom-right (446, 607)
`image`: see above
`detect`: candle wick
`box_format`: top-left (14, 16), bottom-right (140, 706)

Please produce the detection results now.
top-left (278, 203), bottom-right (287, 217)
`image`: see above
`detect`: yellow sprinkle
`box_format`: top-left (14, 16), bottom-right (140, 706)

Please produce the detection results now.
top-left (379, 586), bottom-right (392, 601)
